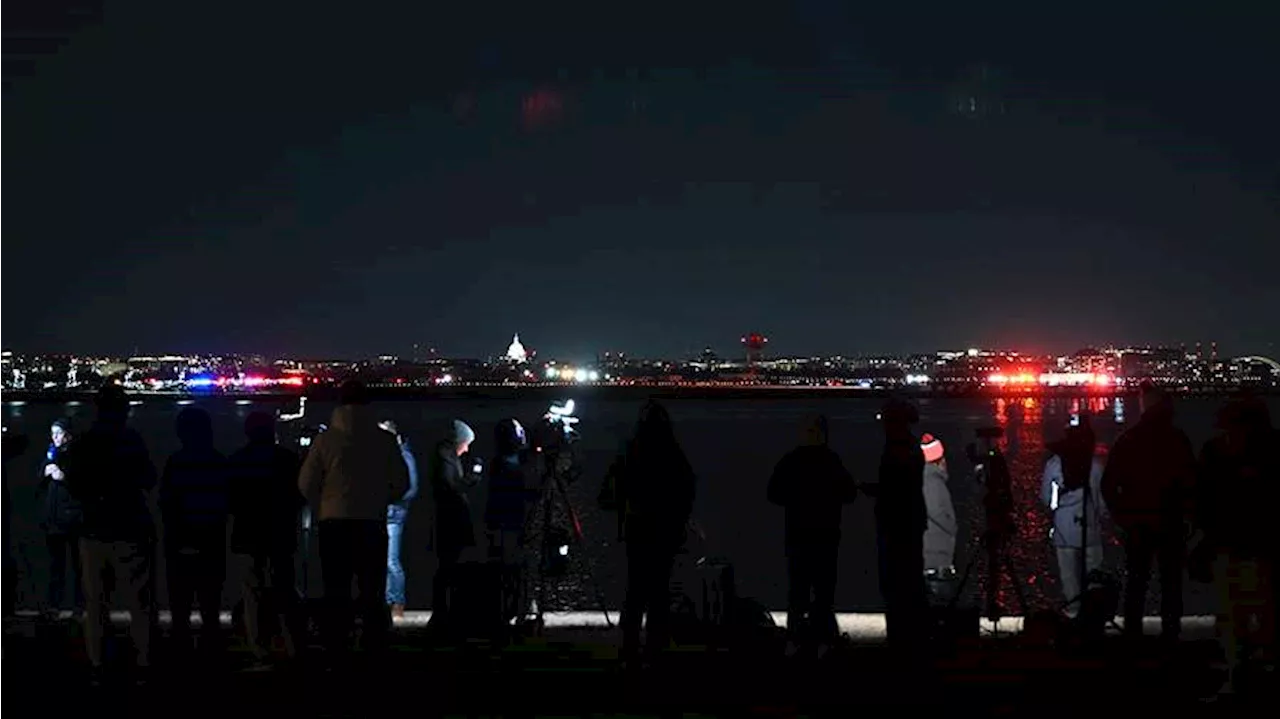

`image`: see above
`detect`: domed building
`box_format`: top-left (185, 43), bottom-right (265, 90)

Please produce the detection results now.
top-left (505, 334), bottom-right (528, 364)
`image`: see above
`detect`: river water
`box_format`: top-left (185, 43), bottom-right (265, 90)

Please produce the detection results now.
top-left (5, 394), bottom-right (1269, 615)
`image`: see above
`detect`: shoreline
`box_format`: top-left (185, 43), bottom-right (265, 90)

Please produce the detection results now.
top-left (3, 383), bottom-right (1272, 405)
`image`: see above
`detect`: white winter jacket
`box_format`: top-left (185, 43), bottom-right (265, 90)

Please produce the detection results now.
top-left (298, 405), bottom-right (410, 522)
top-left (1040, 455), bottom-right (1106, 549)
top-left (922, 462), bottom-right (957, 571)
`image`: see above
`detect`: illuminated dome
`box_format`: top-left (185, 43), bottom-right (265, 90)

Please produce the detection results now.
top-left (506, 334), bottom-right (528, 363)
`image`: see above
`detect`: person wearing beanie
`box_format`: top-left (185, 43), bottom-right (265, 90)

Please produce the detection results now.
top-left (920, 433), bottom-right (957, 579)
top-left (298, 379), bottom-right (409, 657)
top-left (1041, 418), bottom-right (1107, 616)
top-left (767, 414), bottom-right (856, 655)
top-left (228, 411), bottom-right (305, 666)
top-left (378, 419), bottom-right (419, 620)
top-left (427, 418), bottom-right (482, 629)
top-left (38, 418), bottom-right (83, 619)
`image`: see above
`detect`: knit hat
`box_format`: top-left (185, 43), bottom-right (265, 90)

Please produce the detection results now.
top-left (452, 419), bottom-right (476, 446)
top-left (920, 433), bottom-right (945, 463)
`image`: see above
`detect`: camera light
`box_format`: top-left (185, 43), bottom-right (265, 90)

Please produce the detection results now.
top-left (473, 463), bottom-right (483, 474)
top-left (558, 545), bottom-right (569, 557)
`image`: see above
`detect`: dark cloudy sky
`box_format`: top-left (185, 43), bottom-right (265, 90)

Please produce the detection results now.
top-left (4, 1), bottom-right (1278, 361)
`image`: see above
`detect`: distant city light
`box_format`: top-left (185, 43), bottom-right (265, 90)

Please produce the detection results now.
top-left (546, 367), bottom-right (559, 379)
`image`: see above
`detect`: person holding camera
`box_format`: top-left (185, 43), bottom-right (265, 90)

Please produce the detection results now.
top-left (1041, 416), bottom-right (1107, 617)
top-left (427, 419), bottom-right (481, 629)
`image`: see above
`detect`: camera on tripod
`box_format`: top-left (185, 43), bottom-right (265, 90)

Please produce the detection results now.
top-left (533, 399), bottom-right (582, 484)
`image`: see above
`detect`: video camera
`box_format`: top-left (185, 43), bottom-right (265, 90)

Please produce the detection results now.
top-left (295, 423), bottom-right (327, 449)
top-left (533, 399), bottom-right (582, 485)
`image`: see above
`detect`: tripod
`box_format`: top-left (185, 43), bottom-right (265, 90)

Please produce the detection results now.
top-left (529, 450), bottom-right (613, 631)
top-left (949, 526), bottom-right (1030, 633)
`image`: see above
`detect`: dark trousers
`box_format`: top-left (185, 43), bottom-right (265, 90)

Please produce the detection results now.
top-left (46, 532), bottom-right (83, 611)
top-left (240, 550), bottom-right (299, 657)
top-left (786, 537), bottom-right (839, 641)
top-left (622, 529), bottom-right (678, 659)
top-left (877, 529), bottom-right (927, 653)
top-left (166, 538), bottom-right (227, 642)
top-left (318, 519), bottom-right (389, 653)
top-left (1122, 524), bottom-right (1184, 639)
top-left (431, 544), bottom-right (463, 620)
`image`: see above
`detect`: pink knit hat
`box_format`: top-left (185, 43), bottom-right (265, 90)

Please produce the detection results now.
top-left (920, 433), bottom-right (945, 463)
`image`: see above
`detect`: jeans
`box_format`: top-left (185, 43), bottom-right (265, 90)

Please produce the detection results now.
top-left (46, 532), bottom-right (83, 611)
top-left (1056, 545), bottom-right (1105, 615)
top-left (1121, 525), bottom-right (1184, 639)
top-left (786, 537), bottom-right (839, 641)
top-left (386, 521), bottom-right (405, 606)
top-left (319, 519), bottom-right (389, 654)
top-left (80, 538), bottom-right (155, 668)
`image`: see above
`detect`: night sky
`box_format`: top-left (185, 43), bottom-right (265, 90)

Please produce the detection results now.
top-left (5, 2), bottom-right (1278, 361)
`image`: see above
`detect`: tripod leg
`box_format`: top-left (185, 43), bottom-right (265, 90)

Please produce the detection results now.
top-left (1002, 554), bottom-right (1031, 618)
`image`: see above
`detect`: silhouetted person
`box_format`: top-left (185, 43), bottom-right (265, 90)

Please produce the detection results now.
top-left (1042, 417), bottom-right (1107, 616)
top-left (299, 380), bottom-right (408, 660)
top-left (1101, 383), bottom-right (1196, 641)
top-left (378, 420), bottom-right (419, 621)
top-left (767, 414), bottom-right (855, 653)
top-left (1196, 396), bottom-right (1277, 695)
top-left (3, 430), bottom-right (30, 618)
top-left (920, 433), bottom-right (957, 577)
top-left (229, 411), bottom-right (304, 667)
top-left (485, 418), bottom-right (538, 621)
top-left (612, 401), bottom-right (696, 665)
top-left (863, 398), bottom-right (927, 654)
top-left (60, 385), bottom-right (157, 682)
top-left (38, 419), bottom-right (83, 618)
top-left (428, 419), bottom-right (479, 631)
top-left (160, 407), bottom-right (230, 652)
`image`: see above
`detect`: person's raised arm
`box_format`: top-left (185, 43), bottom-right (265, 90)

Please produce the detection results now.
top-left (398, 442), bottom-right (419, 504)
top-left (387, 438), bottom-right (411, 502)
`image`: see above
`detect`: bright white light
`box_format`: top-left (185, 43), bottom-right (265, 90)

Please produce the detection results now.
top-left (177, 400), bottom-right (194, 406)
top-left (587, 370), bottom-right (599, 382)
top-left (574, 369), bottom-right (588, 383)
top-left (440, 374), bottom-right (453, 384)
top-left (558, 545), bottom-right (569, 557)
top-left (546, 367), bottom-right (559, 379)
top-left (235, 400), bottom-right (252, 406)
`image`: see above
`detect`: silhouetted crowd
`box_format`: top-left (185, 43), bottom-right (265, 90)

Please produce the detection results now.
top-left (3, 380), bottom-right (1275, 696)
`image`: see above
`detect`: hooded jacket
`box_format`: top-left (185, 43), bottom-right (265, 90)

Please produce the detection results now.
top-left (1041, 454), bottom-right (1106, 549)
top-left (922, 462), bottom-right (957, 570)
top-left (298, 405), bottom-right (411, 522)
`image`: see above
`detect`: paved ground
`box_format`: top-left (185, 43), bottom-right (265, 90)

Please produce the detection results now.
top-left (4, 613), bottom-right (1274, 716)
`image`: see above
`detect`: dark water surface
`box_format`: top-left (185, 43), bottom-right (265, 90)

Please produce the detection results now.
top-left (6, 395), bottom-right (1270, 615)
